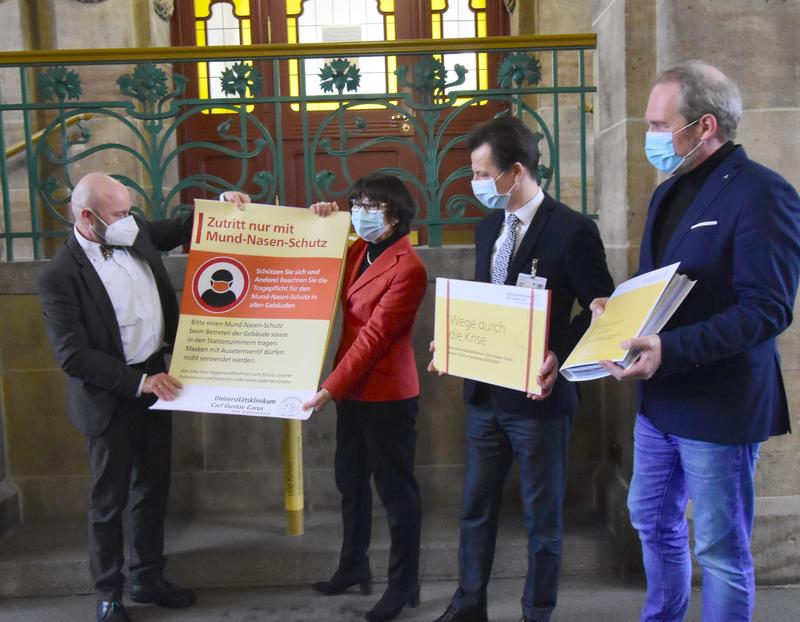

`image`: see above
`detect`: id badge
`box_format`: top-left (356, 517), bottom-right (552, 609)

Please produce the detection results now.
top-left (516, 273), bottom-right (548, 290)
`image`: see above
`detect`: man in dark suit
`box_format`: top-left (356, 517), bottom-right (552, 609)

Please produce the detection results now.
top-left (37, 173), bottom-right (197, 622)
top-left (430, 117), bottom-right (614, 622)
top-left (594, 61), bottom-right (800, 621)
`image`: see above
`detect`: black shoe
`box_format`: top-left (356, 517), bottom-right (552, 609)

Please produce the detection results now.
top-left (432, 605), bottom-right (489, 622)
top-left (96, 601), bottom-right (131, 622)
top-left (130, 578), bottom-right (196, 608)
top-left (312, 563), bottom-right (373, 596)
top-left (364, 585), bottom-right (420, 622)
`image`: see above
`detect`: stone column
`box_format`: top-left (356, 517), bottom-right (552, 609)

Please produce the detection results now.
top-left (590, 0), bottom-right (657, 569)
top-left (0, 0), bottom-right (27, 534)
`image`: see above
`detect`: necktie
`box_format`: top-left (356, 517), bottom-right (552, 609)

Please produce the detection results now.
top-left (100, 244), bottom-right (123, 260)
top-left (491, 213), bottom-right (519, 285)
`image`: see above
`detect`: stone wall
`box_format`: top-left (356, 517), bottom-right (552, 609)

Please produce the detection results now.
top-left (0, 247), bottom-right (601, 523)
top-left (0, 0), bottom-right (178, 263)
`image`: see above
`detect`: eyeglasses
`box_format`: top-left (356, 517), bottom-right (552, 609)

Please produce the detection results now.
top-left (350, 198), bottom-right (387, 214)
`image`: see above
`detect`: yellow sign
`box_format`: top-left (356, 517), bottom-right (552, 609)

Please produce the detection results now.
top-left (433, 278), bottom-right (551, 395)
top-left (152, 200), bottom-right (351, 419)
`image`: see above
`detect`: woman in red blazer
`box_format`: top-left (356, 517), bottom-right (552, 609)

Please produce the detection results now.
top-left (303, 174), bottom-right (427, 622)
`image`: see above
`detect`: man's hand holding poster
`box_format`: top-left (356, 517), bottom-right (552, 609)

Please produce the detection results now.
top-left (152, 199), bottom-right (351, 419)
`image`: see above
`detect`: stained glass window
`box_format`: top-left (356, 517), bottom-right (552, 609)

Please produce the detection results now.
top-left (287, 0), bottom-right (397, 111)
top-left (432, 0), bottom-right (488, 96)
top-left (195, 0), bottom-right (254, 113)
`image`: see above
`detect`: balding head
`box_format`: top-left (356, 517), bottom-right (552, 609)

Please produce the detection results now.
top-left (654, 60), bottom-right (742, 141)
top-left (71, 173), bottom-right (132, 242)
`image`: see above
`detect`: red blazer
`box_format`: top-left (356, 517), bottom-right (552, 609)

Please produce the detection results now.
top-left (322, 235), bottom-right (427, 402)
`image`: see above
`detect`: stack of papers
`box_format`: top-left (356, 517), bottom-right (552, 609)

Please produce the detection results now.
top-left (560, 263), bottom-right (695, 381)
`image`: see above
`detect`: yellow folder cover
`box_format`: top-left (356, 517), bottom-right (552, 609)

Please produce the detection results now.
top-left (433, 278), bottom-right (551, 395)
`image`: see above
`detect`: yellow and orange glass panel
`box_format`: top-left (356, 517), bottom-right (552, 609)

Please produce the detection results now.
top-left (195, 0), bottom-right (254, 113)
top-left (286, 0), bottom-right (397, 112)
top-left (431, 0), bottom-right (488, 105)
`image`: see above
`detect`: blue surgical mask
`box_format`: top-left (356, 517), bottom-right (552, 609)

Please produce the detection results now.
top-left (351, 209), bottom-right (388, 242)
top-left (471, 171), bottom-right (518, 210)
top-left (645, 119), bottom-right (703, 174)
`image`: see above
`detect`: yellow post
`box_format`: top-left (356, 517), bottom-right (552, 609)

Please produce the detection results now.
top-left (283, 418), bottom-right (304, 535)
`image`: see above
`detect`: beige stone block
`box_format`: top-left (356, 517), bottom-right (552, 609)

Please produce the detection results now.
top-left (1, 117), bottom-right (25, 150)
top-left (42, 0), bottom-right (137, 50)
top-left (592, 0), bottom-right (618, 25)
top-left (510, 0), bottom-right (536, 35)
top-left (17, 475), bottom-right (90, 520)
top-left (736, 110), bottom-right (800, 192)
top-left (656, 0), bottom-right (800, 110)
top-left (171, 410), bottom-right (205, 472)
top-left (626, 242), bottom-right (642, 277)
top-left (137, 0), bottom-right (172, 48)
top-left (416, 371), bottom-right (468, 466)
top-left (594, 120), bottom-right (628, 246)
top-left (755, 448), bottom-right (800, 498)
top-left (761, 425), bottom-right (800, 455)
top-left (600, 377), bottom-right (637, 478)
top-left (540, 0), bottom-right (593, 33)
top-left (593, 0), bottom-right (626, 131)
top-left (623, 0), bottom-right (656, 115)
top-left (783, 368), bottom-right (800, 431)
top-left (0, 2), bottom-right (25, 51)
top-left (4, 369), bottom-right (87, 478)
top-left (625, 119), bottom-right (657, 244)
top-left (573, 380), bottom-right (605, 462)
top-left (203, 412), bottom-right (285, 471)
top-left (537, 106), bottom-right (595, 182)
top-left (603, 245), bottom-right (631, 288)
top-left (168, 470), bottom-right (286, 515)
top-left (778, 319), bottom-right (800, 371)
top-left (0, 295), bottom-right (59, 371)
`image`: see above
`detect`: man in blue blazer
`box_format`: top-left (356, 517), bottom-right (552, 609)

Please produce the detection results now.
top-left (594, 61), bottom-right (800, 622)
top-left (431, 116), bottom-right (614, 622)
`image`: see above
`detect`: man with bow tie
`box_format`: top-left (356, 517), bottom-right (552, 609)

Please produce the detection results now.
top-left (37, 172), bottom-right (196, 622)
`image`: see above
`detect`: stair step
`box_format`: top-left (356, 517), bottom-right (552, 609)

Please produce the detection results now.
top-left (0, 509), bottom-right (616, 598)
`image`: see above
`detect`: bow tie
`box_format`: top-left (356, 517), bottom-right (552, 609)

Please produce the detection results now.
top-left (100, 244), bottom-right (124, 260)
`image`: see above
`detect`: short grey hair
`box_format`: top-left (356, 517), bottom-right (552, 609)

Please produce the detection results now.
top-left (656, 60), bottom-right (742, 141)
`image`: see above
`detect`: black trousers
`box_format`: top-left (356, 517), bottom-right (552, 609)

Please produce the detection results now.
top-left (335, 397), bottom-right (422, 590)
top-left (86, 387), bottom-right (172, 601)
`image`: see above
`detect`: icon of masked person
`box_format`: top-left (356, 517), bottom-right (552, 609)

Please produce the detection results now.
top-left (200, 269), bottom-right (237, 308)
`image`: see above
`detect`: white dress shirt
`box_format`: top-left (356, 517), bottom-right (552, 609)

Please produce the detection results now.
top-left (490, 188), bottom-right (545, 275)
top-left (74, 227), bottom-right (165, 373)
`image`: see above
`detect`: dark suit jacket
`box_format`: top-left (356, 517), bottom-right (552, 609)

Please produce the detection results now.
top-left (638, 146), bottom-right (800, 444)
top-left (464, 193), bottom-right (614, 417)
top-left (37, 212), bottom-right (193, 437)
top-left (322, 235), bottom-right (427, 402)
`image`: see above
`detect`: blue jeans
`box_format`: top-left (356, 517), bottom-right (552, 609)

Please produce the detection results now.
top-left (451, 401), bottom-right (573, 621)
top-left (628, 414), bottom-right (760, 622)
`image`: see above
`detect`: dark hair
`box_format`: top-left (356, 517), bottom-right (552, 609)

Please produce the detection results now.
top-left (465, 116), bottom-right (540, 174)
top-left (348, 173), bottom-right (417, 236)
top-left (211, 269), bottom-right (233, 282)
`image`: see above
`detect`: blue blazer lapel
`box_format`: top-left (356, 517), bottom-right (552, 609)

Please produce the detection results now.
top-left (661, 147), bottom-right (747, 265)
top-left (66, 234), bottom-right (126, 358)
